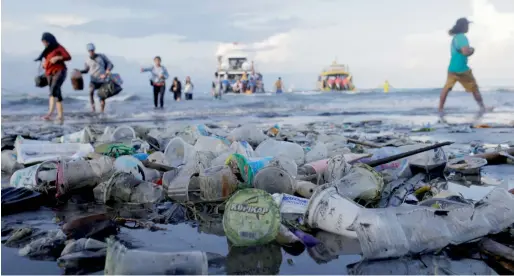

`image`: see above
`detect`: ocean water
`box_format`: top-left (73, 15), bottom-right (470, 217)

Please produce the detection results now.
top-left (2, 88), bottom-right (514, 130)
top-left (1, 87), bottom-right (514, 275)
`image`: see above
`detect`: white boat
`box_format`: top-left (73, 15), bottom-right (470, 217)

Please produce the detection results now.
top-left (215, 51), bottom-right (265, 94)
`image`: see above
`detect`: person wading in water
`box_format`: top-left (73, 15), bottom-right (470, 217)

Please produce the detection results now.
top-left (141, 56), bottom-right (169, 109)
top-left (438, 17), bottom-right (491, 122)
top-left (78, 43), bottom-right (114, 113)
top-left (35, 32), bottom-right (72, 123)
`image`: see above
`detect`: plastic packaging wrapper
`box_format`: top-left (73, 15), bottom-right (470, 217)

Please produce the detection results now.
top-left (348, 187), bottom-right (514, 260)
top-left (325, 154), bottom-right (351, 183)
top-left (15, 140), bottom-right (94, 165)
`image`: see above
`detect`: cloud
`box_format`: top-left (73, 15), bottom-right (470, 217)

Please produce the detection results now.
top-left (40, 14), bottom-right (90, 27)
top-left (1, 0), bottom-right (513, 90)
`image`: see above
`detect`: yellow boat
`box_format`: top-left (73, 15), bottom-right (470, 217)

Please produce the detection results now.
top-left (317, 60), bottom-right (356, 92)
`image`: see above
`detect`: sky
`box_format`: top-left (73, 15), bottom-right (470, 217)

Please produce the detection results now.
top-left (1, 0), bottom-right (514, 92)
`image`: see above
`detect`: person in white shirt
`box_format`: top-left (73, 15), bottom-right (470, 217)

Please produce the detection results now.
top-left (184, 76), bottom-right (194, 100)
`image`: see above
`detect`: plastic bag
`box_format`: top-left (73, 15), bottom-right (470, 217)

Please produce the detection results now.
top-left (305, 143), bottom-right (328, 163)
top-left (227, 125), bottom-right (268, 147)
top-left (255, 139), bottom-right (305, 165)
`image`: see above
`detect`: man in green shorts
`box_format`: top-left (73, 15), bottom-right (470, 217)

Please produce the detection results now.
top-left (438, 17), bottom-right (490, 121)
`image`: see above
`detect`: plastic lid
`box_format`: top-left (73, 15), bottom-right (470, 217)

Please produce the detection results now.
top-left (223, 188), bottom-right (281, 246)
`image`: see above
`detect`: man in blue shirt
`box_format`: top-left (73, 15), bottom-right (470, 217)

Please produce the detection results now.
top-left (439, 18), bottom-right (489, 120)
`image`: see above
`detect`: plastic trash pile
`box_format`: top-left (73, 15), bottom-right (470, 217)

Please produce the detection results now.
top-left (2, 121), bottom-right (514, 274)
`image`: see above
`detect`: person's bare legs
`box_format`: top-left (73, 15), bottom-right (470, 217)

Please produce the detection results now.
top-left (43, 97), bottom-right (56, 120)
top-left (56, 101), bottom-right (64, 122)
top-left (471, 90), bottom-right (485, 110)
top-left (100, 100), bottom-right (105, 113)
top-left (438, 87), bottom-right (451, 114)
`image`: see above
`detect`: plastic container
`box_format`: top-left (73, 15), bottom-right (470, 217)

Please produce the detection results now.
top-left (104, 238), bottom-right (208, 275)
top-left (56, 156), bottom-right (115, 197)
top-left (272, 193), bottom-right (309, 214)
top-left (255, 139), bottom-right (305, 165)
top-left (9, 161), bottom-right (58, 189)
top-left (15, 141), bottom-right (94, 165)
top-left (223, 189), bottom-right (281, 246)
top-left (103, 172), bottom-right (163, 204)
top-left (304, 185), bottom-right (361, 239)
top-left (55, 127), bottom-right (92, 143)
top-left (177, 124), bottom-right (211, 145)
top-left (110, 126), bottom-right (136, 142)
top-left (307, 231), bottom-right (362, 264)
top-left (164, 137), bottom-right (196, 167)
top-left (305, 143), bottom-right (328, 164)
top-left (225, 154), bottom-right (273, 186)
top-left (166, 170), bottom-right (192, 202)
top-left (147, 151), bottom-right (168, 165)
top-left (268, 156), bottom-right (298, 178)
top-left (227, 125), bottom-right (269, 146)
top-left (332, 163), bottom-right (384, 201)
top-left (325, 154), bottom-right (352, 183)
top-left (230, 141), bottom-right (255, 158)
top-left (194, 136), bottom-right (230, 153)
top-left (253, 166), bottom-right (295, 195)
top-left (295, 180), bottom-right (317, 198)
top-left (198, 165), bottom-right (239, 201)
top-left (447, 157), bottom-right (488, 175)
top-left (1, 150), bottom-right (22, 174)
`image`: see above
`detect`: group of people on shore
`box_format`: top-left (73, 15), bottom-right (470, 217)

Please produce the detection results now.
top-left (33, 33), bottom-right (195, 122)
top-left (34, 17), bottom-right (490, 123)
top-left (140, 56), bottom-right (194, 109)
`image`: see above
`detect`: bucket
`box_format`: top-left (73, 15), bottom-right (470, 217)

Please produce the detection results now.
top-left (253, 166), bottom-right (295, 194)
top-left (304, 185), bottom-right (361, 238)
top-left (333, 163), bottom-right (384, 201)
top-left (104, 238), bottom-right (208, 275)
top-left (56, 156), bottom-right (115, 197)
top-left (110, 126), bottom-right (136, 142)
top-left (230, 141), bottom-right (255, 158)
top-left (9, 161), bottom-right (58, 189)
top-left (225, 154), bottom-right (273, 187)
top-left (307, 231), bottom-right (362, 264)
top-left (268, 156), bottom-right (297, 178)
top-left (325, 154), bottom-right (352, 183)
top-left (71, 72), bottom-right (84, 91)
top-left (194, 136), bottom-right (229, 153)
top-left (223, 188), bottom-right (281, 246)
top-left (272, 193), bottom-right (309, 214)
top-left (164, 137), bottom-right (196, 167)
top-left (198, 165), bottom-right (239, 201)
top-left (56, 127), bottom-right (93, 143)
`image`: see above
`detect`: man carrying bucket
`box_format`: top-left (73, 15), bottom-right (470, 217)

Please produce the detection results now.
top-left (77, 43), bottom-right (114, 113)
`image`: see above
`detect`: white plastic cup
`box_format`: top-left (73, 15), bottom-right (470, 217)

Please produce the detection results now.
top-left (56, 127), bottom-right (92, 143)
top-left (166, 170), bottom-right (192, 202)
top-left (194, 136), bottom-right (230, 154)
top-left (230, 141), bottom-right (255, 158)
top-left (104, 238), bottom-right (208, 275)
top-left (304, 185), bottom-right (361, 238)
top-left (164, 137), bottom-right (197, 167)
top-left (9, 161), bottom-right (58, 189)
top-left (110, 126), bottom-right (136, 142)
top-left (253, 166), bottom-right (295, 194)
top-left (255, 139), bottom-right (305, 165)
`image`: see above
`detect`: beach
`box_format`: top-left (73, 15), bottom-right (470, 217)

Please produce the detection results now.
top-left (2, 88), bottom-right (514, 274)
